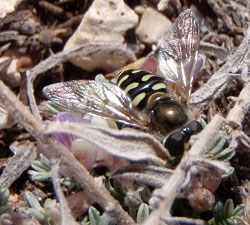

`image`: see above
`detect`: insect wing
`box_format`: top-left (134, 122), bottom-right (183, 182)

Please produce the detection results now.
top-left (43, 80), bottom-right (147, 127)
top-left (158, 9), bottom-right (200, 103)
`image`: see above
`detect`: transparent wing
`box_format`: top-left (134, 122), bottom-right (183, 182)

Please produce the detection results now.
top-left (43, 79), bottom-right (147, 128)
top-left (158, 9), bottom-right (200, 103)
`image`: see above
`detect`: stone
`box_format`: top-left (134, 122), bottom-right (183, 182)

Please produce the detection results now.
top-left (64, 0), bottom-right (138, 72)
top-left (0, 0), bottom-right (24, 18)
top-left (136, 7), bottom-right (172, 44)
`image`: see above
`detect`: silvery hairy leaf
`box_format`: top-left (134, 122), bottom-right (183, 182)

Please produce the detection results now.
top-left (45, 121), bottom-right (170, 166)
top-left (161, 216), bottom-right (205, 225)
top-left (112, 164), bottom-right (173, 188)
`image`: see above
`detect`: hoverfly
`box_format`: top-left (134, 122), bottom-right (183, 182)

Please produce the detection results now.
top-left (43, 9), bottom-right (202, 157)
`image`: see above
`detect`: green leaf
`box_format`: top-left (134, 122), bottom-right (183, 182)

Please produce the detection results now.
top-left (29, 171), bottom-right (52, 182)
top-left (206, 135), bottom-right (235, 162)
top-left (209, 137), bottom-right (227, 156)
top-left (88, 206), bottom-right (101, 225)
top-left (99, 213), bottom-right (115, 225)
top-left (216, 148), bottom-right (235, 161)
top-left (210, 199), bottom-right (243, 225)
top-left (225, 218), bottom-right (238, 225)
top-left (0, 189), bottom-right (9, 206)
top-left (20, 207), bottom-right (51, 225)
top-left (136, 203), bottom-right (150, 224)
top-left (24, 191), bottom-right (43, 211)
top-left (29, 154), bottom-right (52, 182)
top-left (0, 205), bottom-right (11, 215)
top-left (34, 154), bottom-right (51, 171)
top-left (232, 205), bottom-right (244, 216)
top-left (223, 199), bottom-right (234, 218)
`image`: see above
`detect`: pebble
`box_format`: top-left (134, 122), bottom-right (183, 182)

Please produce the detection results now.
top-left (64, 0), bottom-right (138, 72)
top-left (136, 7), bottom-right (172, 44)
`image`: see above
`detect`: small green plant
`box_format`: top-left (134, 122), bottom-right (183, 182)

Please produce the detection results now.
top-left (29, 154), bottom-right (52, 182)
top-left (208, 199), bottom-right (244, 225)
top-left (29, 154), bottom-right (79, 190)
top-left (0, 189), bottom-right (10, 215)
top-left (206, 135), bottom-right (235, 162)
top-left (81, 206), bottom-right (115, 225)
top-left (136, 203), bottom-right (150, 224)
top-left (20, 191), bottom-right (53, 225)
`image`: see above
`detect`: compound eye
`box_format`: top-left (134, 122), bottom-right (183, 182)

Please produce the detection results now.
top-left (187, 120), bottom-right (203, 133)
top-left (163, 131), bottom-right (185, 156)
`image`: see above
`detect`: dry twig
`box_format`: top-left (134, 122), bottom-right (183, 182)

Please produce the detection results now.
top-left (51, 160), bottom-right (79, 225)
top-left (0, 142), bottom-right (37, 189)
top-left (227, 80), bottom-right (250, 126)
top-left (206, 0), bottom-right (238, 32)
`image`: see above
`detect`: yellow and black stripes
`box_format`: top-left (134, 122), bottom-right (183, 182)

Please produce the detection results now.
top-left (117, 69), bottom-right (168, 110)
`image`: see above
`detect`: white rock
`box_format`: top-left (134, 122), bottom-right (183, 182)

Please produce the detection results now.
top-left (64, 0), bottom-right (138, 72)
top-left (134, 5), bottom-right (146, 15)
top-left (136, 7), bottom-right (172, 44)
top-left (0, 57), bottom-right (21, 86)
top-left (0, 105), bottom-right (13, 129)
top-left (0, 0), bottom-right (24, 18)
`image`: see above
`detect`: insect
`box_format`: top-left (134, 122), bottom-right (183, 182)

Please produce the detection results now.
top-left (43, 9), bottom-right (202, 157)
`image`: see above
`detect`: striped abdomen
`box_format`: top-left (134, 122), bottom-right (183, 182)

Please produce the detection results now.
top-left (117, 69), bottom-right (168, 110)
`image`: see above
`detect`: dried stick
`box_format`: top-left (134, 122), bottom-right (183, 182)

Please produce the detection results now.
top-left (226, 80), bottom-right (250, 126)
top-left (0, 80), bottom-right (136, 225)
top-left (0, 142), bottom-right (37, 189)
top-left (51, 160), bottom-right (79, 225)
top-left (227, 80), bottom-right (250, 151)
top-left (206, 0), bottom-right (237, 32)
top-left (199, 41), bottom-right (228, 60)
